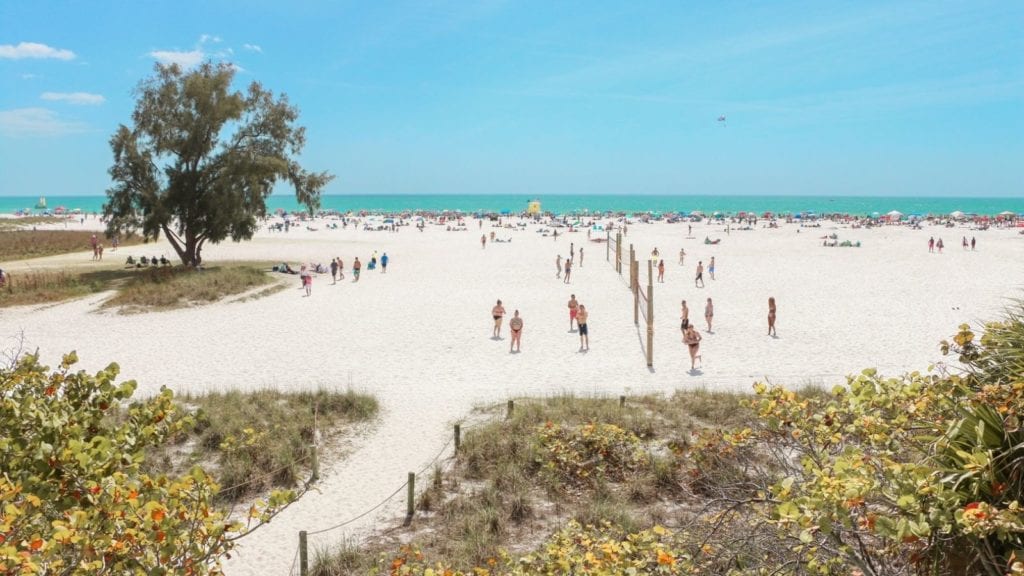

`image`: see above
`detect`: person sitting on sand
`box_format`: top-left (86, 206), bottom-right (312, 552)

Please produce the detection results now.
top-left (684, 324), bottom-right (702, 370)
top-left (492, 299), bottom-right (506, 338)
top-left (509, 310), bottom-right (523, 353)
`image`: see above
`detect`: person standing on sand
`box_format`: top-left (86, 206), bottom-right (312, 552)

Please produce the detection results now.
top-left (337, 257), bottom-right (344, 280)
top-left (564, 258), bottom-right (572, 283)
top-left (570, 242), bottom-right (575, 262)
top-left (680, 299), bottom-right (689, 331)
top-left (330, 258), bottom-right (338, 284)
top-left (768, 296), bottom-right (777, 336)
top-left (97, 244), bottom-right (104, 261)
top-left (937, 238), bottom-right (944, 253)
top-left (579, 247), bottom-right (584, 267)
top-left (576, 305), bottom-right (589, 350)
top-left (962, 236), bottom-right (968, 250)
top-left (353, 257), bottom-right (362, 282)
top-left (556, 255), bottom-right (562, 278)
top-left (971, 237), bottom-right (976, 251)
top-left (509, 310), bottom-right (523, 353)
top-left (568, 294), bottom-right (579, 331)
top-left (683, 324), bottom-right (702, 370)
top-left (695, 261), bottom-right (704, 288)
top-left (492, 300), bottom-right (506, 338)
top-left (708, 256), bottom-right (716, 280)
top-left (381, 252), bottom-right (389, 273)
top-left (705, 297), bottom-right (714, 332)
top-left (657, 260), bottom-right (665, 282)
top-left (928, 237), bottom-right (935, 253)
top-left (679, 248), bottom-right (685, 265)
top-left (481, 234), bottom-right (487, 249)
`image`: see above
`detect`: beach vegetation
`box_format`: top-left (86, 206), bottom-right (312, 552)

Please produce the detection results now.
top-left (315, 306), bottom-right (1024, 575)
top-left (0, 351), bottom-right (298, 575)
top-left (0, 229), bottom-right (142, 261)
top-left (1, 264), bottom-right (278, 310)
top-left (103, 62), bottom-right (333, 267)
top-left (144, 388), bottom-right (379, 502)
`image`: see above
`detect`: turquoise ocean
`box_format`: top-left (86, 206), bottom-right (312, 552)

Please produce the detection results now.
top-left (2, 195), bottom-right (1022, 217)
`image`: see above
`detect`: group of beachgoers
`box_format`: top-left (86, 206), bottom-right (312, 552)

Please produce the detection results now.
top-left (490, 293), bottom-right (590, 353)
top-left (554, 242), bottom-right (584, 283)
top-left (678, 296), bottom-right (777, 371)
top-left (282, 251), bottom-right (389, 296)
top-left (928, 236), bottom-right (979, 253)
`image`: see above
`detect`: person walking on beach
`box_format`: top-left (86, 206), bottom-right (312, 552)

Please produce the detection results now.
top-left (657, 259), bottom-right (665, 283)
top-left (337, 257), bottom-right (344, 280)
top-left (768, 296), bottom-right (777, 336)
top-left (492, 300), bottom-right (506, 338)
top-left (971, 236), bottom-right (976, 251)
top-left (301, 266), bottom-right (312, 296)
top-left (708, 256), bottom-right (716, 280)
top-left (353, 257), bottom-right (362, 282)
top-left (563, 257), bottom-right (572, 283)
top-left (679, 248), bottom-right (685, 265)
top-left (704, 297), bottom-right (714, 332)
top-left (937, 238), bottom-right (944, 253)
top-left (695, 261), bottom-right (705, 288)
top-left (579, 247), bottom-right (583, 267)
top-left (576, 304), bottom-right (589, 351)
top-left (928, 237), bottom-right (935, 253)
top-left (481, 234), bottom-right (487, 249)
top-left (97, 244), bottom-right (104, 261)
top-left (556, 255), bottom-right (562, 278)
top-left (381, 252), bottom-right (389, 273)
top-left (330, 258), bottom-right (338, 284)
top-left (683, 324), bottom-right (702, 370)
top-left (509, 310), bottom-right (523, 353)
top-left (962, 236), bottom-right (968, 250)
top-left (570, 242), bottom-right (575, 262)
top-left (680, 299), bottom-right (690, 331)
top-left (568, 294), bottom-right (579, 331)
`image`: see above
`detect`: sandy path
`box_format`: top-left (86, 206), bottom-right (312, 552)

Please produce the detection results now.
top-left (2, 218), bottom-right (1023, 574)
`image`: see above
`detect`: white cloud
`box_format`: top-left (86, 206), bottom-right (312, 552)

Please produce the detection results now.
top-left (243, 43), bottom-right (262, 53)
top-left (21, 73), bottom-right (39, 79)
top-left (0, 42), bottom-right (76, 60)
top-left (148, 49), bottom-right (205, 68)
top-left (41, 91), bottom-right (106, 105)
top-left (199, 34), bottom-right (222, 44)
top-left (0, 108), bottom-right (88, 136)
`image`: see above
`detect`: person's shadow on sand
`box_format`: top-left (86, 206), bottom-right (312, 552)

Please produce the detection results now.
top-left (491, 336), bottom-right (503, 341)
top-left (688, 368), bottom-right (703, 376)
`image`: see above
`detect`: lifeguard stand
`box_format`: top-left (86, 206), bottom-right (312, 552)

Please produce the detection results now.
top-left (527, 199), bottom-right (541, 215)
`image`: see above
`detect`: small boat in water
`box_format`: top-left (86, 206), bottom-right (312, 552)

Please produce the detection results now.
top-left (35, 196), bottom-right (47, 209)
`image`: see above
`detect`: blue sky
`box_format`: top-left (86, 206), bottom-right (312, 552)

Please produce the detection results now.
top-left (1, 0), bottom-right (1021, 197)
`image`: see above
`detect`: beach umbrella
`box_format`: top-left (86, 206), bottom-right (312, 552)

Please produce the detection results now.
top-left (500, 209), bottom-right (511, 215)
top-left (949, 210), bottom-right (965, 218)
top-left (690, 210), bottom-right (703, 216)
top-left (999, 210), bottom-right (1015, 216)
top-left (886, 210), bottom-right (903, 218)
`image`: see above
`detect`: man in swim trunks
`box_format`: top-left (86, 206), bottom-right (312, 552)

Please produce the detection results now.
top-left (695, 261), bottom-right (704, 288)
top-left (708, 256), bottom-right (716, 280)
top-left (576, 305), bottom-right (589, 350)
top-left (509, 310), bottom-right (523, 352)
top-left (353, 257), bottom-right (362, 282)
top-left (492, 299), bottom-right (506, 338)
top-left (563, 257), bottom-right (572, 284)
top-left (568, 294), bottom-right (579, 331)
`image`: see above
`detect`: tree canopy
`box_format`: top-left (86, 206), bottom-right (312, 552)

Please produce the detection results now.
top-left (104, 62), bottom-right (333, 266)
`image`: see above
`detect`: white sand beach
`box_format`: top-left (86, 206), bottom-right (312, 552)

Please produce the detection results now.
top-left (2, 216), bottom-right (1023, 575)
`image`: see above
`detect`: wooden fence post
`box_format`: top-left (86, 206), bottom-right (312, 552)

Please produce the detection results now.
top-left (310, 444), bottom-right (319, 483)
top-left (606, 230), bottom-right (610, 261)
top-left (616, 233), bottom-right (623, 274)
top-left (454, 424), bottom-right (461, 453)
top-left (633, 265), bottom-right (639, 326)
top-left (628, 244), bottom-right (635, 287)
top-left (647, 280), bottom-right (654, 368)
top-left (299, 531), bottom-right (308, 576)
top-left (619, 395), bottom-right (626, 407)
top-left (507, 399), bottom-right (515, 419)
top-left (407, 472), bottom-right (415, 517)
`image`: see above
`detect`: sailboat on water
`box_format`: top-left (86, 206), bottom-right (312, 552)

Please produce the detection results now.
top-left (35, 196), bottom-right (47, 210)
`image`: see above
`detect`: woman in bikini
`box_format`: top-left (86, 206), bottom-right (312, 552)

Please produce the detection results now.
top-left (768, 296), bottom-right (777, 336)
top-left (684, 324), bottom-right (702, 370)
top-left (492, 300), bottom-right (506, 338)
top-left (509, 310), bottom-right (523, 352)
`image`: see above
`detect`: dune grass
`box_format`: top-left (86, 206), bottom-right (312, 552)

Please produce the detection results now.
top-left (0, 229), bottom-right (143, 260)
top-left (0, 268), bottom-right (133, 308)
top-left (145, 389), bottom-right (379, 502)
top-left (312, 390), bottom-right (754, 574)
top-left (101, 265), bottom-right (276, 311)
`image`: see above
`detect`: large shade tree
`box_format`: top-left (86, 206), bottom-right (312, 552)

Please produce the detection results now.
top-left (104, 62), bottom-right (333, 266)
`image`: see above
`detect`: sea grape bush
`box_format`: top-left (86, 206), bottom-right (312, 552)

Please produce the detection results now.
top-left (0, 352), bottom-right (296, 575)
top-left (534, 422), bottom-right (649, 485)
